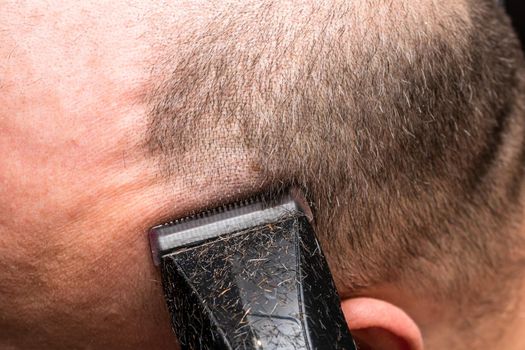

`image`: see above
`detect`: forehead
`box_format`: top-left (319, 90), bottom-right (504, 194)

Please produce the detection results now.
top-left (0, 2), bottom-right (151, 142)
top-left (0, 2), bottom-right (152, 220)
top-left (0, 4), bottom-right (262, 344)
top-left (0, 2), bottom-right (264, 230)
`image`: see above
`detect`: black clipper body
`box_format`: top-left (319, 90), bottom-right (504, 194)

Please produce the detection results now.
top-left (149, 191), bottom-right (356, 350)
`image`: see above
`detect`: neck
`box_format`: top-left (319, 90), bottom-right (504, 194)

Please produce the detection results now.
top-left (503, 201), bottom-right (525, 349)
top-left (416, 238), bottom-right (525, 349)
top-left (467, 214), bottom-right (525, 350)
top-left (467, 209), bottom-right (525, 350)
top-left (497, 275), bottom-right (525, 350)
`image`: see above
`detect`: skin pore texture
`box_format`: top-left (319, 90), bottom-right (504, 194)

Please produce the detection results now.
top-left (1, 1), bottom-right (525, 349)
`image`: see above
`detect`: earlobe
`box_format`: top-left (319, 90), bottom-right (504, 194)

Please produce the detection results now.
top-left (341, 297), bottom-right (424, 350)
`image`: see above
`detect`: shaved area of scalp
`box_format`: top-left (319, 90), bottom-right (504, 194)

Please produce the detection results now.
top-left (146, 0), bottom-right (525, 327)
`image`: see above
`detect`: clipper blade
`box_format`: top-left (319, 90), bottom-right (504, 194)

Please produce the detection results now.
top-left (148, 189), bottom-right (311, 266)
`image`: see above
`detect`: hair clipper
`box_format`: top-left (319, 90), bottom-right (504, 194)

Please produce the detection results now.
top-left (149, 189), bottom-right (356, 349)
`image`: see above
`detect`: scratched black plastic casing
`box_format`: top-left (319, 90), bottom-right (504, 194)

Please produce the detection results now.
top-left (160, 213), bottom-right (356, 350)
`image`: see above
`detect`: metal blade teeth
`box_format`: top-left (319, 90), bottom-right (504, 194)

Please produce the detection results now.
top-left (160, 194), bottom-right (266, 227)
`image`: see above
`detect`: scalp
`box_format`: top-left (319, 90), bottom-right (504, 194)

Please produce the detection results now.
top-left (146, 0), bottom-right (525, 317)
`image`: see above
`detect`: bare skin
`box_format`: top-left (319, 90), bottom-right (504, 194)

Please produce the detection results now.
top-left (1, 1), bottom-right (524, 349)
top-left (0, 2), bottom-right (268, 349)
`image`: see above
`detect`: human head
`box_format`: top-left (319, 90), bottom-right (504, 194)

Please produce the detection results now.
top-left (1, 1), bottom-right (524, 349)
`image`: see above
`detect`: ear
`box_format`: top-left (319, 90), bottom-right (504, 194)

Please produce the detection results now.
top-left (341, 297), bottom-right (424, 350)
